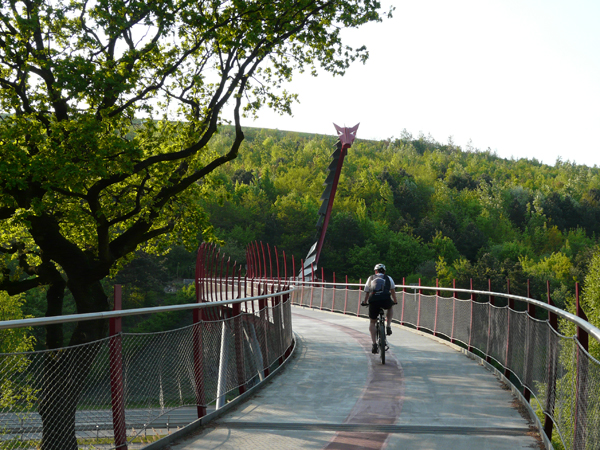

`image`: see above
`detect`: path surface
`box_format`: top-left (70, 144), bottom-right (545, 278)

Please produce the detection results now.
top-left (168, 306), bottom-right (542, 450)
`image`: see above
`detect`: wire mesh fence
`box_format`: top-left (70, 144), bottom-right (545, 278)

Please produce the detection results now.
top-left (0, 294), bottom-right (293, 450)
top-left (291, 281), bottom-right (600, 450)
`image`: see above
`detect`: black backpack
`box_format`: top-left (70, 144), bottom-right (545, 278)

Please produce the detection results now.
top-left (371, 275), bottom-right (391, 301)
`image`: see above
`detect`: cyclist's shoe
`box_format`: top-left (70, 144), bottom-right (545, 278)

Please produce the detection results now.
top-left (372, 343), bottom-right (378, 354)
top-left (386, 326), bottom-right (392, 336)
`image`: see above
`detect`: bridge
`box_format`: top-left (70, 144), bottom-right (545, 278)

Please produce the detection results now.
top-left (1, 242), bottom-right (599, 450)
top-left (158, 306), bottom-right (542, 450)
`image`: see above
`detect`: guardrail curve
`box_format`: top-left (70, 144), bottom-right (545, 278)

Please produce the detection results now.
top-left (290, 277), bottom-right (600, 450)
top-left (0, 242), bottom-right (294, 450)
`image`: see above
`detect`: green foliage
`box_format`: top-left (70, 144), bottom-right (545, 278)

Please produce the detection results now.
top-left (0, 292), bottom-right (37, 415)
top-left (0, 293), bottom-right (35, 354)
top-left (200, 127), bottom-right (600, 305)
top-left (428, 232), bottom-right (460, 264)
top-left (127, 285), bottom-right (195, 334)
top-left (579, 248), bottom-right (600, 359)
top-left (0, 0), bottom-right (389, 350)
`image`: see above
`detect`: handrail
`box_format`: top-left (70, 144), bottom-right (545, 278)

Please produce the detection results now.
top-left (396, 284), bottom-right (600, 343)
top-left (291, 280), bottom-right (600, 343)
top-left (0, 287), bottom-right (295, 331)
top-left (290, 278), bottom-right (599, 450)
top-left (0, 241), bottom-right (299, 450)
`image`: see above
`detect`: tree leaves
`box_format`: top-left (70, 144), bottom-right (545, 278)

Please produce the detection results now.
top-left (0, 0), bottom-right (388, 333)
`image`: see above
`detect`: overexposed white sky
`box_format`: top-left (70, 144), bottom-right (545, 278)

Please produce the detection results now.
top-left (247, 0), bottom-right (600, 167)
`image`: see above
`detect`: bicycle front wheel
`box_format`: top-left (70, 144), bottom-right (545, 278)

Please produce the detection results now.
top-left (379, 321), bottom-right (386, 364)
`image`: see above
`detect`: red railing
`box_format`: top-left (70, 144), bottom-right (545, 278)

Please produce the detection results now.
top-left (291, 276), bottom-right (600, 450)
top-left (0, 242), bottom-right (295, 450)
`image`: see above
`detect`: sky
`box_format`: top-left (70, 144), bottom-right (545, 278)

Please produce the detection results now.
top-left (247, 0), bottom-right (600, 168)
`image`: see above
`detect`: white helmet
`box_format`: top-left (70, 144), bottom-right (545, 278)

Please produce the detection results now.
top-left (374, 263), bottom-right (386, 272)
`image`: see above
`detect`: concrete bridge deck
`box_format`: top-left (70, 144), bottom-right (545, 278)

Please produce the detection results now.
top-left (167, 306), bottom-right (543, 450)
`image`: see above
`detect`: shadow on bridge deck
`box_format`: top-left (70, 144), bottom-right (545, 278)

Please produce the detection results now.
top-left (164, 305), bottom-right (544, 450)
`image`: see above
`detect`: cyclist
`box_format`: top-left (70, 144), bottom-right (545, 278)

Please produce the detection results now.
top-left (362, 263), bottom-right (398, 354)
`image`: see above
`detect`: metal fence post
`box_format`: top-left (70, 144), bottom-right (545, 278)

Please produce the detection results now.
top-left (417, 278), bottom-right (422, 330)
top-left (267, 243), bottom-right (273, 280)
top-left (258, 285), bottom-right (270, 378)
top-left (451, 279), bottom-right (457, 343)
top-left (215, 321), bottom-right (230, 409)
top-left (344, 275), bottom-right (349, 314)
top-left (193, 245), bottom-right (207, 418)
top-left (504, 278), bottom-right (512, 380)
top-left (320, 267), bottom-right (325, 310)
top-left (434, 279), bottom-right (440, 336)
top-left (486, 279), bottom-right (494, 364)
top-left (401, 277), bottom-right (406, 325)
top-left (574, 282), bottom-right (589, 449)
top-left (109, 285), bottom-right (127, 450)
top-left (310, 265), bottom-right (315, 308)
top-left (357, 279), bottom-right (362, 317)
top-left (192, 310), bottom-right (206, 418)
top-left (232, 297), bottom-right (246, 395)
top-left (300, 259), bottom-right (305, 306)
top-left (272, 282), bottom-right (285, 366)
top-left (544, 280), bottom-right (558, 440)
top-left (524, 279), bottom-right (535, 402)
top-left (468, 278), bottom-right (474, 352)
top-left (331, 273), bottom-right (336, 312)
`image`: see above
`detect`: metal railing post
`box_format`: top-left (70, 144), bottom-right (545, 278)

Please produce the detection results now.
top-left (331, 272), bottom-right (336, 312)
top-left (544, 280), bottom-right (558, 440)
top-left (343, 275), bottom-right (349, 314)
top-left (434, 279), bottom-right (440, 336)
top-left (574, 282), bottom-right (589, 449)
top-left (523, 279), bottom-right (535, 402)
top-left (267, 243), bottom-right (273, 280)
top-left (232, 294), bottom-right (246, 395)
top-left (309, 265), bottom-right (315, 308)
top-left (193, 246), bottom-right (207, 418)
top-left (468, 278), bottom-right (474, 352)
top-left (504, 279), bottom-right (513, 379)
top-left (417, 278), bottom-right (422, 330)
top-left (109, 285), bottom-right (127, 450)
top-left (486, 279), bottom-right (494, 364)
top-left (299, 259), bottom-right (305, 306)
top-left (401, 277), bottom-right (406, 325)
top-left (192, 304), bottom-right (206, 418)
top-left (258, 285), bottom-right (270, 378)
top-left (215, 321), bottom-right (230, 409)
top-left (451, 279), bottom-right (456, 343)
top-left (272, 281), bottom-right (285, 366)
top-left (357, 279), bottom-right (362, 317)
top-left (320, 267), bottom-right (325, 310)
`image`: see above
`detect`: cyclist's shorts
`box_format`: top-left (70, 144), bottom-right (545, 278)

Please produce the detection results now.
top-left (368, 297), bottom-right (394, 320)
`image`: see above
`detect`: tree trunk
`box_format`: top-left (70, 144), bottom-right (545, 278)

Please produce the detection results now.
top-left (39, 279), bottom-right (109, 450)
top-left (38, 348), bottom-right (82, 450)
top-left (44, 271), bottom-right (66, 350)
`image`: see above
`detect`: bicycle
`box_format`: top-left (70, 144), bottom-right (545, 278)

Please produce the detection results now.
top-left (361, 301), bottom-right (388, 364)
top-left (376, 307), bottom-right (388, 364)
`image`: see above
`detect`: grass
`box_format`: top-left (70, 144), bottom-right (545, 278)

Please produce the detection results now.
top-left (0, 431), bottom-right (172, 450)
top-left (531, 401), bottom-right (566, 450)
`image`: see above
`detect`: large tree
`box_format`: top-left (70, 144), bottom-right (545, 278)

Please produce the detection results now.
top-left (0, 0), bottom-right (389, 447)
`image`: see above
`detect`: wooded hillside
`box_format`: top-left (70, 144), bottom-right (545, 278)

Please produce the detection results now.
top-left (202, 126), bottom-right (600, 308)
top-left (14, 125), bottom-right (600, 342)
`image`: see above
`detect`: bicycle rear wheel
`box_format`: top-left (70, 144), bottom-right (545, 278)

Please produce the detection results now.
top-left (379, 320), bottom-right (386, 364)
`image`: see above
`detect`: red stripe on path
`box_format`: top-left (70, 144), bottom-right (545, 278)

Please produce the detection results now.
top-left (293, 313), bottom-right (404, 450)
top-left (325, 432), bottom-right (388, 450)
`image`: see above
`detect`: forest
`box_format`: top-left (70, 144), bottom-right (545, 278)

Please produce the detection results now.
top-left (202, 126), bottom-right (600, 306)
top-left (7, 125), bottom-right (600, 345)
